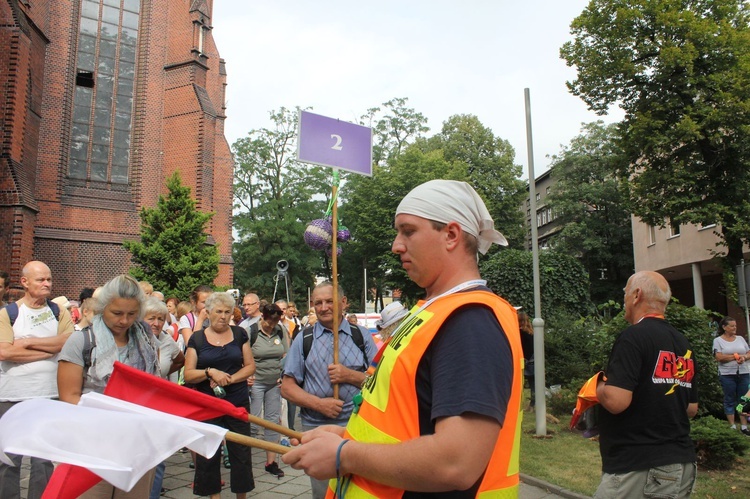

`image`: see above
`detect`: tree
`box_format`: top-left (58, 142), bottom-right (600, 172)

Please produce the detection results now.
top-left (232, 107), bottom-right (330, 301)
top-left (359, 97), bottom-right (430, 166)
top-left (123, 172), bottom-right (218, 299)
top-left (561, 0), bottom-right (750, 267)
top-left (480, 248), bottom-right (594, 319)
top-left (547, 121), bottom-right (634, 303)
top-left (420, 114), bottom-right (526, 248)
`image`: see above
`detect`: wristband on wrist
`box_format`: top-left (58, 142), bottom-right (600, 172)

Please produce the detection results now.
top-left (205, 367), bottom-right (211, 380)
top-left (336, 439), bottom-right (350, 479)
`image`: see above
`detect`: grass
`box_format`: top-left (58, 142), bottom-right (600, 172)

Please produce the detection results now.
top-left (519, 401), bottom-right (750, 498)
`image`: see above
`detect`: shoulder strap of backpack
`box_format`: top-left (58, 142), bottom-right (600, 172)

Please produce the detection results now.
top-left (187, 312), bottom-right (195, 330)
top-left (82, 326), bottom-right (96, 375)
top-left (249, 322), bottom-right (259, 346)
top-left (6, 302), bottom-right (18, 327)
top-left (351, 325), bottom-right (368, 368)
top-left (191, 329), bottom-right (205, 350)
top-left (6, 300), bottom-right (61, 326)
top-left (301, 324), bottom-right (368, 368)
top-left (230, 325), bottom-right (243, 345)
top-left (46, 299), bottom-right (61, 321)
top-left (301, 325), bottom-right (315, 360)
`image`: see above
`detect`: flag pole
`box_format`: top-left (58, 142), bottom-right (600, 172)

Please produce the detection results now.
top-left (225, 430), bottom-right (290, 455)
top-left (246, 413), bottom-right (302, 440)
top-left (331, 169), bottom-right (340, 399)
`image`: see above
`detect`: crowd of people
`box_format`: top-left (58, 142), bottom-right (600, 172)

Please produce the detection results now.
top-left (0, 261), bottom-right (335, 498)
top-left (3, 178), bottom-right (749, 499)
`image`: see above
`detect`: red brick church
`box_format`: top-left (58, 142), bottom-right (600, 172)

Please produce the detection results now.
top-left (0, 0), bottom-right (234, 297)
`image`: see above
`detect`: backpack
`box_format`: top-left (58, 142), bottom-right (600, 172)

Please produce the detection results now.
top-left (248, 322), bottom-right (284, 347)
top-left (300, 323), bottom-right (369, 370)
top-left (5, 299), bottom-right (61, 326)
top-left (79, 320), bottom-right (151, 375)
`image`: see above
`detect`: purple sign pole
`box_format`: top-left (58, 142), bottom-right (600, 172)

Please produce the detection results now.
top-left (297, 110), bottom-right (373, 176)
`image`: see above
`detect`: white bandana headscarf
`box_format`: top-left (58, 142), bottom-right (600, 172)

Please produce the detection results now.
top-left (396, 180), bottom-right (508, 254)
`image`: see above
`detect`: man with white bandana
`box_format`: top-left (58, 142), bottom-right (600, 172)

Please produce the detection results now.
top-left (283, 180), bottom-right (524, 498)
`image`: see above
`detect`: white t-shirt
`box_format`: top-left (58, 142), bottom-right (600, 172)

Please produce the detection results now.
top-left (156, 331), bottom-right (181, 382)
top-left (713, 335), bottom-right (750, 375)
top-left (0, 303), bottom-right (60, 400)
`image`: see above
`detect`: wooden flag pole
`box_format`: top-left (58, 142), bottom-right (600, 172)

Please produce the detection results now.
top-left (225, 431), bottom-right (290, 455)
top-left (331, 171), bottom-right (340, 400)
top-left (246, 413), bottom-right (302, 440)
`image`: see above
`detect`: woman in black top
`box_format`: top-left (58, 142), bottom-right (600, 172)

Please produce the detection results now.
top-left (184, 292), bottom-right (256, 499)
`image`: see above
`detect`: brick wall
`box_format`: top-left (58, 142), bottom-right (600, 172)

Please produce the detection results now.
top-left (0, 0), bottom-right (235, 296)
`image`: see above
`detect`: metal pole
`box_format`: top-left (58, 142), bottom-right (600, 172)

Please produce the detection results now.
top-left (743, 261), bottom-right (750, 335)
top-left (525, 88), bottom-right (546, 436)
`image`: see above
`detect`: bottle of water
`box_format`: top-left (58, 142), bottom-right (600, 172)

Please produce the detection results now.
top-left (213, 385), bottom-right (226, 398)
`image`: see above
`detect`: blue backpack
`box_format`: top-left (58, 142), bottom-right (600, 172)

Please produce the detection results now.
top-left (5, 299), bottom-right (61, 326)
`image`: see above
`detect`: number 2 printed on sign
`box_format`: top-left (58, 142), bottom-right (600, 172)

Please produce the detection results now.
top-left (330, 134), bottom-right (343, 151)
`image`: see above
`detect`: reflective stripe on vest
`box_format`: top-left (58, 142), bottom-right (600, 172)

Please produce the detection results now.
top-left (327, 290), bottom-right (523, 498)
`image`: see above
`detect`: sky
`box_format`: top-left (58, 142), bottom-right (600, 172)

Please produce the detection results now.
top-left (211, 0), bottom-right (623, 179)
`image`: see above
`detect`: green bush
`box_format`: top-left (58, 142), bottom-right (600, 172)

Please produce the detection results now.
top-left (546, 387), bottom-right (578, 418)
top-left (691, 416), bottom-right (750, 470)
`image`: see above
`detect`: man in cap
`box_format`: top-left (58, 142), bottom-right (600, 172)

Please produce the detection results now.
top-left (0, 261), bottom-right (75, 498)
top-left (283, 180), bottom-right (523, 497)
top-left (593, 271), bottom-right (698, 498)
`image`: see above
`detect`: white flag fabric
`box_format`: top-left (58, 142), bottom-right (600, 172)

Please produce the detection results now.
top-left (0, 393), bottom-right (227, 491)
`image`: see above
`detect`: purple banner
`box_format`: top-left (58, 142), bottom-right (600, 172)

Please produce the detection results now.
top-left (297, 110), bottom-right (372, 176)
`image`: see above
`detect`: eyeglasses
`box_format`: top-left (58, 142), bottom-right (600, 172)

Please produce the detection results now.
top-left (243, 301), bottom-right (259, 307)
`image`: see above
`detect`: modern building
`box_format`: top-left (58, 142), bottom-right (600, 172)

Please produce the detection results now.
top-left (0, 0), bottom-right (233, 297)
top-left (521, 168), bottom-right (561, 251)
top-left (632, 218), bottom-right (749, 331)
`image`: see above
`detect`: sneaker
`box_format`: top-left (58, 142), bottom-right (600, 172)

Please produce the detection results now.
top-left (741, 428), bottom-right (750, 437)
top-left (280, 438), bottom-right (291, 447)
top-left (223, 455), bottom-right (231, 469)
top-left (265, 461), bottom-right (285, 478)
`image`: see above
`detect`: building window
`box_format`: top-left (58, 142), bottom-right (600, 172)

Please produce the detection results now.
top-left (536, 213), bottom-right (541, 228)
top-left (526, 209), bottom-right (530, 216)
top-left (669, 222), bottom-right (681, 238)
top-left (541, 210), bottom-right (547, 225)
top-left (648, 225), bottom-right (656, 245)
top-left (526, 199), bottom-right (530, 207)
top-left (546, 186), bottom-right (551, 195)
top-left (69, 0), bottom-right (140, 186)
top-left (547, 207), bottom-right (553, 222)
top-left (536, 193), bottom-right (541, 201)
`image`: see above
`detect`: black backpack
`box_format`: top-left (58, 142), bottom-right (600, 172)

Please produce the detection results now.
top-left (299, 323), bottom-right (369, 370)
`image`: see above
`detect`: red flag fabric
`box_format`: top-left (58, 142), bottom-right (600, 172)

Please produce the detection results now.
top-left (569, 371), bottom-right (605, 430)
top-left (44, 362), bottom-right (249, 498)
top-left (42, 463), bottom-right (101, 499)
top-left (104, 361), bottom-right (249, 421)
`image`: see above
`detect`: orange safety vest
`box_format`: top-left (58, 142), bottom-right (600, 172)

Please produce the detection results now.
top-left (327, 290), bottom-right (523, 498)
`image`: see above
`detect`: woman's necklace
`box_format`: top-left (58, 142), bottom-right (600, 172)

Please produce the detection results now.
top-left (210, 328), bottom-right (229, 345)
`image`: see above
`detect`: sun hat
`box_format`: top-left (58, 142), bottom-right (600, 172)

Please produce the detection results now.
top-left (375, 302), bottom-right (409, 330)
top-left (51, 295), bottom-right (71, 309)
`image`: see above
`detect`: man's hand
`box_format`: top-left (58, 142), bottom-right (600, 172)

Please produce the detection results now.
top-left (315, 397), bottom-right (345, 419)
top-left (328, 363), bottom-right (363, 386)
top-left (282, 426), bottom-right (346, 479)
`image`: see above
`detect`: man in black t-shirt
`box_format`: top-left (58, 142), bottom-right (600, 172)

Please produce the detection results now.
top-left (595, 271), bottom-right (698, 498)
